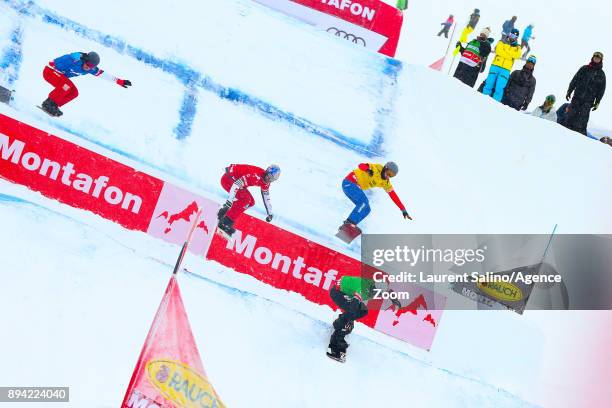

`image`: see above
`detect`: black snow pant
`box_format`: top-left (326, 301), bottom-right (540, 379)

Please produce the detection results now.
top-left (454, 62), bottom-right (480, 87)
top-left (565, 99), bottom-right (593, 135)
top-left (328, 286), bottom-right (368, 353)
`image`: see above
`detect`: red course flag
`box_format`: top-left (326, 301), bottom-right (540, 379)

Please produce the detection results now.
top-left (121, 275), bottom-right (225, 408)
top-left (429, 57), bottom-right (445, 71)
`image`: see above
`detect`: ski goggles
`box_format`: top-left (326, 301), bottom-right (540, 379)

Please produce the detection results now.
top-left (507, 33), bottom-right (518, 40)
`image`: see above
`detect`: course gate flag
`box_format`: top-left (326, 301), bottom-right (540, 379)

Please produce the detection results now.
top-left (121, 275), bottom-right (225, 408)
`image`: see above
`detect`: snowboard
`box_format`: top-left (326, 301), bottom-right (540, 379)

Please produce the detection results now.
top-left (335, 223), bottom-right (362, 244)
top-left (215, 227), bottom-right (233, 241)
top-left (0, 86), bottom-right (12, 104)
top-left (36, 105), bottom-right (62, 117)
top-left (326, 349), bottom-right (346, 363)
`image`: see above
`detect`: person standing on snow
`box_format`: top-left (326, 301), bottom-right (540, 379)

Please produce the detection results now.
top-left (521, 24), bottom-right (535, 60)
top-left (341, 162), bottom-right (411, 230)
top-left (501, 16), bottom-right (517, 41)
top-left (531, 95), bottom-right (558, 122)
top-left (327, 275), bottom-right (399, 362)
top-left (454, 27), bottom-right (492, 87)
top-left (468, 9), bottom-right (481, 29)
top-left (217, 164), bottom-right (280, 238)
top-left (564, 51), bottom-right (606, 135)
top-left (437, 15), bottom-right (454, 38)
top-left (41, 51), bottom-right (131, 116)
top-left (482, 28), bottom-right (522, 102)
top-left (502, 55), bottom-right (537, 111)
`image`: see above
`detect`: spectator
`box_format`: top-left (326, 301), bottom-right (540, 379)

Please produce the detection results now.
top-left (482, 28), bottom-right (522, 102)
top-left (556, 102), bottom-right (570, 125)
top-left (531, 95), bottom-right (558, 122)
top-left (454, 27), bottom-right (492, 87)
top-left (502, 55), bottom-right (537, 110)
top-left (521, 24), bottom-right (535, 60)
top-left (468, 9), bottom-right (480, 29)
top-left (438, 15), bottom-right (454, 38)
top-left (502, 16), bottom-right (518, 40)
top-left (564, 51), bottom-right (606, 135)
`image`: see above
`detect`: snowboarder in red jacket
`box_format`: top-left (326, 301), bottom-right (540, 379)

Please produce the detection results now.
top-left (217, 164), bottom-right (280, 237)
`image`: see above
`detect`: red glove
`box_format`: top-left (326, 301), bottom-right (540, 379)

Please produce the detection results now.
top-left (116, 79), bottom-right (132, 88)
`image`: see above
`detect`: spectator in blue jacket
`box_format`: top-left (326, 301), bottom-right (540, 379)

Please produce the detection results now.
top-left (502, 16), bottom-right (517, 40)
top-left (521, 24), bottom-right (535, 59)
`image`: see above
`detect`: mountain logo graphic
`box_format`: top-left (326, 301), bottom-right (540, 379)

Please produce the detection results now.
top-left (156, 201), bottom-right (209, 235)
top-left (386, 294), bottom-right (436, 327)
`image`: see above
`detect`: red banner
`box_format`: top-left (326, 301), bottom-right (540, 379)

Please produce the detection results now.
top-left (121, 275), bottom-right (225, 408)
top-left (292, 0), bottom-right (404, 56)
top-left (0, 113), bottom-right (162, 231)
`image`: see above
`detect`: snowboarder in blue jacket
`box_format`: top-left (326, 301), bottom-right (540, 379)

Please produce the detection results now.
top-left (41, 51), bottom-right (131, 116)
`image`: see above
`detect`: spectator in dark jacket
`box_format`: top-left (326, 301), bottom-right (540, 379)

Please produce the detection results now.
top-left (468, 9), bottom-right (480, 29)
top-left (556, 102), bottom-right (570, 126)
top-left (438, 15), bottom-right (454, 38)
top-left (502, 55), bottom-right (537, 110)
top-left (502, 16), bottom-right (517, 40)
top-left (564, 51), bottom-right (606, 135)
top-left (454, 27), bottom-right (492, 87)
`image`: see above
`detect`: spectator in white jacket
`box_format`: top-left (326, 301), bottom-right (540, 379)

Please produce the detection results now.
top-left (531, 95), bottom-right (558, 122)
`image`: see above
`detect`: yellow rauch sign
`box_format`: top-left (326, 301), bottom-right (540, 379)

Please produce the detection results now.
top-left (146, 360), bottom-right (225, 408)
top-left (477, 281), bottom-right (523, 302)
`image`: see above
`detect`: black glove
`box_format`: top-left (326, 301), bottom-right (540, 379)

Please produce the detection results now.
top-left (566, 91), bottom-right (572, 101)
top-left (367, 168), bottom-right (374, 176)
top-left (456, 41), bottom-right (461, 47)
top-left (520, 103), bottom-right (529, 111)
top-left (266, 214), bottom-right (273, 222)
top-left (592, 102), bottom-right (599, 111)
top-left (402, 210), bottom-right (412, 220)
top-left (117, 79), bottom-right (132, 88)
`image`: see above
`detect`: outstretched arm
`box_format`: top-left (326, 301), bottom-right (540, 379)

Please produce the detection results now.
top-left (261, 189), bottom-right (273, 222)
top-left (94, 69), bottom-right (132, 88)
top-left (387, 190), bottom-right (412, 220)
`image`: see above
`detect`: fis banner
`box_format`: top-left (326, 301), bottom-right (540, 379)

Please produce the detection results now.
top-left (121, 275), bottom-right (225, 408)
top-left (254, 0), bottom-right (404, 57)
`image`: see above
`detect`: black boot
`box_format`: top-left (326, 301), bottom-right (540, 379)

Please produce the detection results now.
top-left (217, 216), bottom-right (236, 237)
top-left (217, 202), bottom-right (230, 221)
top-left (41, 98), bottom-right (63, 116)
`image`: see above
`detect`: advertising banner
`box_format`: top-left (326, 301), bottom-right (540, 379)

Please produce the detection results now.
top-left (254, 0), bottom-right (403, 57)
top-left (0, 113), bottom-right (162, 231)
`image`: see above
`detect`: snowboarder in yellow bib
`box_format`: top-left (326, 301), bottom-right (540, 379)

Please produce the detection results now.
top-left (336, 161), bottom-right (412, 243)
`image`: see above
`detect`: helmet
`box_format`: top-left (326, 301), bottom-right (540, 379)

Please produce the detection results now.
top-left (545, 95), bottom-right (556, 104)
top-left (264, 164), bottom-right (281, 183)
top-left (383, 161), bottom-right (398, 177)
top-left (82, 51), bottom-right (100, 67)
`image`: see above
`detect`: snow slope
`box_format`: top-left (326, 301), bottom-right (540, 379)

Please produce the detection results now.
top-left (0, 185), bottom-right (539, 408)
top-left (1, 0), bottom-right (611, 407)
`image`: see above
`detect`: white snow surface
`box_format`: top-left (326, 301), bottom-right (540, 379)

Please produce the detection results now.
top-left (0, 0), bottom-right (611, 407)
